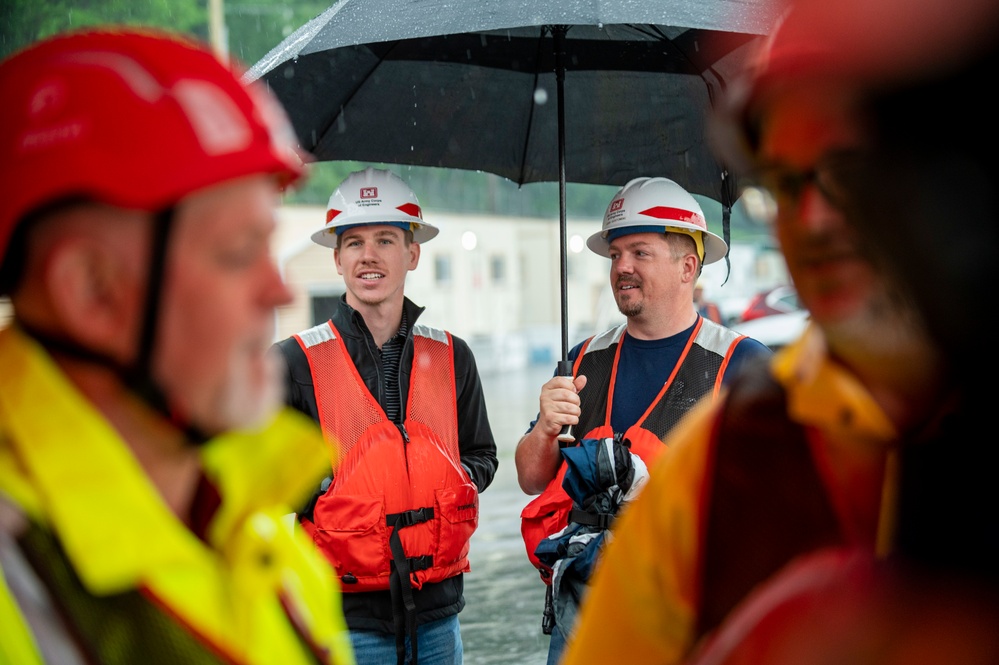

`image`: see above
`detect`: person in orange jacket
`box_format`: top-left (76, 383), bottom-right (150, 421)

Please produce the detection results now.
top-left (0, 27), bottom-right (353, 665)
top-left (560, 3), bottom-right (952, 662)
top-left (684, 0), bottom-right (999, 662)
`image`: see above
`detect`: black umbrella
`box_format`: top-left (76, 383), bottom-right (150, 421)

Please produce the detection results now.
top-left (246, 0), bottom-right (779, 408)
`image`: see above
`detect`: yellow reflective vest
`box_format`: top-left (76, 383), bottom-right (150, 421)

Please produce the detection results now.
top-left (0, 325), bottom-right (355, 665)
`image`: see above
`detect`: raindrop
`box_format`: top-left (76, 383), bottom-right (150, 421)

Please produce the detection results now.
top-left (534, 88), bottom-right (548, 105)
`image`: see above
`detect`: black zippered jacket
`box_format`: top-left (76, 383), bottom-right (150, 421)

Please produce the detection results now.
top-left (273, 295), bottom-right (498, 633)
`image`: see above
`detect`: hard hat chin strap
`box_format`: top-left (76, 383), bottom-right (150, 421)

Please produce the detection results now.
top-left (125, 207), bottom-right (211, 446)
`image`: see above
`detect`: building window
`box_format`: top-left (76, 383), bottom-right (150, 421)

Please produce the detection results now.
top-left (490, 255), bottom-right (505, 285)
top-left (435, 255), bottom-right (452, 285)
top-left (311, 292), bottom-right (343, 325)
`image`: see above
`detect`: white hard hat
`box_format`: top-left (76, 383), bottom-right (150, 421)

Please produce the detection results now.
top-left (586, 177), bottom-right (729, 264)
top-left (311, 167), bottom-right (439, 248)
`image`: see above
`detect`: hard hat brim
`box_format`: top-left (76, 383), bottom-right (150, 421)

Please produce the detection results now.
top-left (311, 220), bottom-right (439, 248)
top-left (586, 223), bottom-right (729, 264)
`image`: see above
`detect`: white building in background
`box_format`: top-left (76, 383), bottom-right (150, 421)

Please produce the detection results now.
top-left (0, 208), bottom-right (785, 363)
top-left (274, 205), bottom-right (789, 374)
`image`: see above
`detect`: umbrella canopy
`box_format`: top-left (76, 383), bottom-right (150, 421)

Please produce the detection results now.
top-left (247, 0), bottom-right (777, 197)
top-left (246, 0), bottom-right (780, 365)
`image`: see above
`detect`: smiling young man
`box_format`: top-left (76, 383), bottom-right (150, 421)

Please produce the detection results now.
top-left (515, 176), bottom-right (771, 664)
top-left (273, 167), bottom-right (498, 665)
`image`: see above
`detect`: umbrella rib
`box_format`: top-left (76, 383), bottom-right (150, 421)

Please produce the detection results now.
top-left (644, 22), bottom-right (737, 276)
top-left (516, 26), bottom-right (550, 185)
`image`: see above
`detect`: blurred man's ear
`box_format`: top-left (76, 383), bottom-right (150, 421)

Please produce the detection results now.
top-left (40, 208), bottom-right (146, 360)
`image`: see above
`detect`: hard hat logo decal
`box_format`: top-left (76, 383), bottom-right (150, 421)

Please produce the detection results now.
top-left (29, 80), bottom-right (65, 117)
top-left (20, 80), bottom-right (84, 153)
top-left (610, 199), bottom-right (625, 213)
top-left (360, 186), bottom-right (378, 199)
top-left (326, 208), bottom-right (342, 223)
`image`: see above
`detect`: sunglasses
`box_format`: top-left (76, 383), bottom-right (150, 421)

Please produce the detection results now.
top-left (740, 149), bottom-right (867, 225)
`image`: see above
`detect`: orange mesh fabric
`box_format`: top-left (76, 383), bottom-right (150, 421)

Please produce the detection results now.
top-left (407, 326), bottom-right (459, 459)
top-left (295, 321), bottom-right (382, 466)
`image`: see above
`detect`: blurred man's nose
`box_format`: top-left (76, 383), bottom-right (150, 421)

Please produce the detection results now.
top-left (264, 259), bottom-right (294, 307)
top-left (794, 183), bottom-right (843, 233)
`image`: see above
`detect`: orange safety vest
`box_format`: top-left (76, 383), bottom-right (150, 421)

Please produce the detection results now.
top-left (294, 321), bottom-right (478, 593)
top-left (521, 318), bottom-right (745, 581)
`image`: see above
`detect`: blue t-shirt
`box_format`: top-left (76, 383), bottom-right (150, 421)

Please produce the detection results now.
top-left (528, 319), bottom-right (771, 434)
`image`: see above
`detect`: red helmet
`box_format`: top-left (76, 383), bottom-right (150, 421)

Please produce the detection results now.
top-left (709, 0), bottom-right (999, 175)
top-left (706, 8), bottom-right (854, 177)
top-left (0, 27), bottom-right (308, 265)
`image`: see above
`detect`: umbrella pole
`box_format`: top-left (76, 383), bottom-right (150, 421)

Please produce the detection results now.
top-left (554, 24), bottom-right (569, 364)
top-left (553, 25), bottom-right (575, 445)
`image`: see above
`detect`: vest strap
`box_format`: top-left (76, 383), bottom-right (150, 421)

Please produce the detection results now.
top-left (387, 507), bottom-right (435, 529)
top-left (388, 527), bottom-right (419, 665)
top-left (568, 508), bottom-right (614, 530)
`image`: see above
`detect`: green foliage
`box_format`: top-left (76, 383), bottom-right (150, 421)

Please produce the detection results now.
top-left (1, 0), bottom-right (207, 59)
top-left (224, 2), bottom-right (329, 66)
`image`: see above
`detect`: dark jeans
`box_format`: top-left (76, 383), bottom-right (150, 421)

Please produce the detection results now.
top-left (350, 615), bottom-right (463, 665)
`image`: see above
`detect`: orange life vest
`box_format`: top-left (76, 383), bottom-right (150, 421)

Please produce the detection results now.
top-left (294, 321), bottom-right (478, 593)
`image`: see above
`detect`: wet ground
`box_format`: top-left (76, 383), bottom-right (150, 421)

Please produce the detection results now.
top-left (461, 363), bottom-right (554, 665)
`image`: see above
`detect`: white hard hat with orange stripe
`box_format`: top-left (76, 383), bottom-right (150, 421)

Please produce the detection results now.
top-left (312, 167), bottom-right (439, 248)
top-left (587, 176), bottom-right (728, 265)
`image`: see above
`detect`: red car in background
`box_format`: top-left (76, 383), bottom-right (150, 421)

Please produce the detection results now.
top-left (739, 285), bottom-right (801, 322)
top-left (733, 286), bottom-right (809, 352)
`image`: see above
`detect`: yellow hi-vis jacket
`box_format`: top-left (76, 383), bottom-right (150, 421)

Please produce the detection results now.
top-left (0, 325), bottom-right (355, 665)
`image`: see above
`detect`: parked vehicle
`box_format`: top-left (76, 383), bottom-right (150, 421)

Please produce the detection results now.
top-left (739, 285), bottom-right (801, 322)
top-left (734, 309), bottom-right (810, 352)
